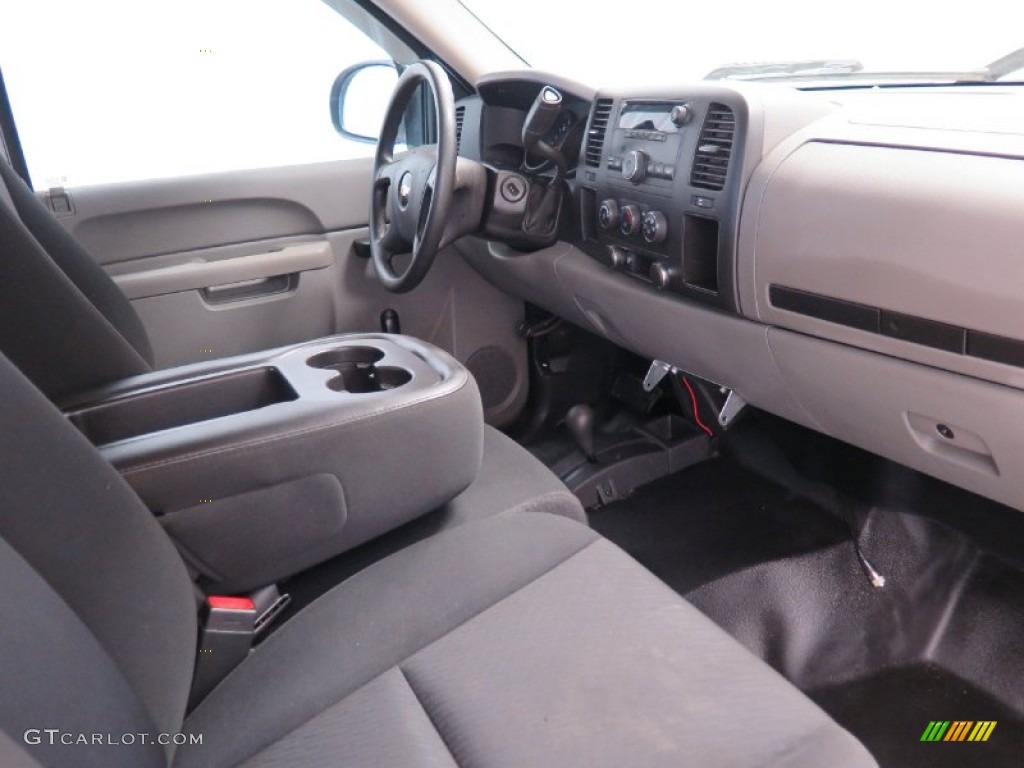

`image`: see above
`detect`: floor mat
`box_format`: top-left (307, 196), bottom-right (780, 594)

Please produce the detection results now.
top-left (589, 426), bottom-right (1024, 767)
top-left (811, 664), bottom-right (1024, 768)
top-left (588, 457), bottom-right (849, 593)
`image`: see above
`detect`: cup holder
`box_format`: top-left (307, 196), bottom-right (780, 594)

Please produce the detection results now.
top-left (307, 347), bottom-right (385, 369)
top-left (307, 346), bottom-right (412, 394)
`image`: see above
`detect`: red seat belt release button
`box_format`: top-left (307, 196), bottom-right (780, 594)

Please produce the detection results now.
top-left (206, 596), bottom-right (256, 628)
top-left (190, 596), bottom-right (257, 708)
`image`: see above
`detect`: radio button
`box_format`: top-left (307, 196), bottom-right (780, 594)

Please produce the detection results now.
top-left (670, 104), bottom-right (692, 126)
top-left (622, 150), bottom-right (648, 183)
top-left (607, 246), bottom-right (627, 269)
top-left (650, 262), bottom-right (678, 290)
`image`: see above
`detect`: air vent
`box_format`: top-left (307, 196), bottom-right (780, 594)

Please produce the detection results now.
top-left (690, 103), bottom-right (735, 190)
top-left (455, 106), bottom-right (466, 154)
top-left (584, 98), bottom-right (613, 167)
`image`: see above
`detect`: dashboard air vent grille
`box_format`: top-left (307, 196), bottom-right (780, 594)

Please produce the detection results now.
top-left (585, 99), bottom-right (613, 167)
top-left (690, 103), bottom-right (735, 190)
top-left (455, 106), bottom-right (466, 154)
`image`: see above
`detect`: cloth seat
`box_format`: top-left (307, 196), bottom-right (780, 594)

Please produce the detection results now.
top-left (182, 513), bottom-right (876, 768)
top-left (0, 158), bottom-right (582, 585)
top-left (0, 350), bottom-right (876, 767)
top-left (439, 425), bottom-right (586, 525)
top-left (263, 425), bottom-right (586, 628)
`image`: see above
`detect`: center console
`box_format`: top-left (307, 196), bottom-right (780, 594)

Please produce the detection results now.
top-left (578, 88), bottom-right (748, 311)
top-left (62, 335), bottom-right (484, 592)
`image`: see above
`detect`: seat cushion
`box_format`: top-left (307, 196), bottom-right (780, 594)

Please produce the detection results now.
top-left (268, 425), bottom-right (585, 624)
top-left (179, 513), bottom-right (875, 767)
top-left (0, 161), bottom-right (153, 401)
top-left (438, 425), bottom-right (586, 525)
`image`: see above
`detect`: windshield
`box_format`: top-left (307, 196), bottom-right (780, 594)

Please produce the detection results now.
top-left (457, 0), bottom-right (1024, 86)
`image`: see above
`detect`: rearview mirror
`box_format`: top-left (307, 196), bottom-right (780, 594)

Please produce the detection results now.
top-left (330, 61), bottom-right (399, 143)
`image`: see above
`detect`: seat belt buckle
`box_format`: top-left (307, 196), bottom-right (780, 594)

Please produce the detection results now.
top-left (189, 596), bottom-right (257, 709)
top-left (205, 595), bottom-right (257, 632)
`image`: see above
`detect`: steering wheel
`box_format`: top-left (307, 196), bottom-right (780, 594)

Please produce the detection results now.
top-left (370, 61), bottom-right (457, 293)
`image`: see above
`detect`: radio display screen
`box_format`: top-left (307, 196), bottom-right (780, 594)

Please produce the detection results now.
top-left (618, 102), bottom-right (678, 133)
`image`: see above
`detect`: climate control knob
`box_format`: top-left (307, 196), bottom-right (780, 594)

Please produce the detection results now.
top-left (642, 210), bottom-right (668, 243)
top-left (650, 262), bottom-right (678, 291)
top-left (622, 150), bottom-right (648, 184)
top-left (619, 205), bottom-right (642, 236)
top-left (597, 199), bottom-right (619, 230)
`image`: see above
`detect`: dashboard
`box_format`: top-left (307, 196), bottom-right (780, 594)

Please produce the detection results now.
top-left (453, 72), bottom-right (1024, 515)
top-left (460, 79), bottom-right (591, 171)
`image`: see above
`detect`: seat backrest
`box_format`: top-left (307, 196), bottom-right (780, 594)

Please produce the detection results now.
top-left (0, 351), bottom-right (195, 766)
top-left (0, 160), bottom-right (153, 401)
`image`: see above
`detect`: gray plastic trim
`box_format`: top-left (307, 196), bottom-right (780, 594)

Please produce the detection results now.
top-left (769, 327), bottom-right (1024, 511)
top-left (457, 236), bottom-right (821, 432)
top-left (113, 241), bottom-right (333, 300)
top-left (737, 96), bottom-right (1024, 391)
top-left (56, 158), bottom-right (374, 265)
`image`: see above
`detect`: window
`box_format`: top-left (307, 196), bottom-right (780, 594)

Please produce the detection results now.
top-left (0, 0), bottom-right (401, 188)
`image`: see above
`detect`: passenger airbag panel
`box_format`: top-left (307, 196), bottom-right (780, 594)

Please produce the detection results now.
top-left (753, 142), bottom-right (1024, 360)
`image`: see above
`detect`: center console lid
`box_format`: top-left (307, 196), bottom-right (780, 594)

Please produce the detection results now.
top-left (63, 334), bottom-right (484, 592)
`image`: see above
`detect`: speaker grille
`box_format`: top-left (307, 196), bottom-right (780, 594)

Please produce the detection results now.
top-left (466, 346), bottom-right (516, 410)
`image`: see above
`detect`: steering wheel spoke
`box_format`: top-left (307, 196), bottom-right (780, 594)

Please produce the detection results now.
top-left (374, 156), bottom-right (400, 186)
top-left (380, 213), bottom-right (408, 254)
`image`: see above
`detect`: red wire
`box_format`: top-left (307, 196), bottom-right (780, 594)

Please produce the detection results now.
top-left (682, 375), bottom-right (715, 437)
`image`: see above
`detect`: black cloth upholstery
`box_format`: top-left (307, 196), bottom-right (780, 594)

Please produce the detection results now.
top-left (439, 426), bottom-right (585, 525)
top-left (0, 345), bottom-right (876, 767)
top-left (0, 161), bottom-right (152, 400)
top-left (181, 513), bottom-right (876, 768)
top-left (262, 424), bottom-right (586, 623)
top-left (0, 353), bottom-right (195, 760)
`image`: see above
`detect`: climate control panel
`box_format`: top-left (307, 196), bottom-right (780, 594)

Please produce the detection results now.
top-left (580, 91), bottom-right (744, 309)
top-left (599, 199), bottom-right (669, 244)
top-left (595, 198), bottom-right (677, 290)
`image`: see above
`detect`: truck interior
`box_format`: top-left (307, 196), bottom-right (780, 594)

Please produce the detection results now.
top-left (1, 2), bottom-right (1023, 766)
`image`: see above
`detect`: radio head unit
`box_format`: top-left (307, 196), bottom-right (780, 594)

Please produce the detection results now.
top-left (618, 101), bottom-right (691, 135)
top-left (606, 100), bottom-right (693, 184)
top-left (580, 91), bottom-right (747, 312)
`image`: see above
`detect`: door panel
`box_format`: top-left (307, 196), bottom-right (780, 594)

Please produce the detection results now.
top-left (58, 159), bottom-right (374, 264)
top-left (58, 160), bottom-right (369, 371)
top-left (7, 0), bottom-right (527, 424)
top-left (115, 236), bottom-right (339, 370)
top-left (46, 160), bottom-right (528, 425)
top-left (113, 241), bottom-right (334, 300)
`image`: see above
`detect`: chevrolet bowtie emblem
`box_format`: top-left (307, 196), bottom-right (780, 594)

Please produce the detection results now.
top-left (398, 172), bottom-right (412, 209)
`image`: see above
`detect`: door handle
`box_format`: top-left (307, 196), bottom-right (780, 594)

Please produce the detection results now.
top-left (113, 241), bottom-right (333, 300)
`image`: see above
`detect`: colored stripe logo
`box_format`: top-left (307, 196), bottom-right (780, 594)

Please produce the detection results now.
top-left (921, 721), bottom-right (997, 742)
